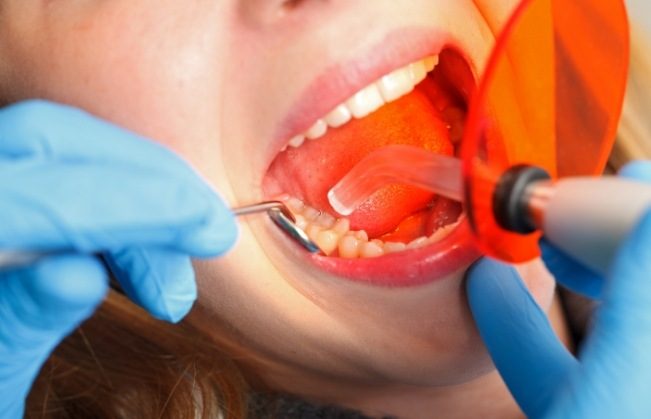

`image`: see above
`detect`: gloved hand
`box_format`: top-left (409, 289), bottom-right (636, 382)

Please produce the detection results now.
top-left (466, 161), bottom-right (651, 419)
top-left (0, 100), bottom-right (238, 418)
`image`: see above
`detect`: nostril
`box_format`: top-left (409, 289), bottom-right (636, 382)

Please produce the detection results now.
top-left (239, 0), bottom-right (313, 25)
top-left (282, 0), bottom-right (305, 11)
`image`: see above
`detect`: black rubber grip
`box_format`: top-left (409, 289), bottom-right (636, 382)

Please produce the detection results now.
top-left (493, 165), bottom-right (551, 234)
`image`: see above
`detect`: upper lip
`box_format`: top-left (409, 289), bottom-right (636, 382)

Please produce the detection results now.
top-left (264, 26), bottom-right (458, 174)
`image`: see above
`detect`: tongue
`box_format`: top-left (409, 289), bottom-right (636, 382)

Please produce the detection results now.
top-left (266, 87), bottom-right (453, 238)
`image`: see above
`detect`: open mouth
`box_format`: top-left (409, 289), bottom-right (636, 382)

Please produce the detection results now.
top-left (263, 47), bottom-right (480, 286)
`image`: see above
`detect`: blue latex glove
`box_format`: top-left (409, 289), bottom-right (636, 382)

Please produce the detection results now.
top-left (466, 161), bottom-right (651, 418)
top-left (0, 100), bottom-right (238, 418)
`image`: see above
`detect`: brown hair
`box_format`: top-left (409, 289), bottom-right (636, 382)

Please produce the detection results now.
top-left (26, 290), bottom-right (249, 418)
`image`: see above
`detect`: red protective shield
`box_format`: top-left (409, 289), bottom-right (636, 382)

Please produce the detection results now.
top-left (461, 0), bottom-right (630, 262)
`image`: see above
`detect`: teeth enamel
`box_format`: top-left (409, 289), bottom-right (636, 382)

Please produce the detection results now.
top-left (324, 104), bottom-right (352, 128)
top-left (281, 55), bottom-right (439, 149)
top-left (305, 119), bottom-right (327, 140)
top-left (346, 83), bottom-right (385, 119)
top-left (360, 240), bottom-right (385, 258)
top-left (407, 237), bottom-right (429, 249)
top-left (338, 235), bottom-right (360, 259)
top-left (408, 61), bottom-right (427, 85)
top-left (315, 230), bottom-right (340, 255)
top-left (424, 55), bottom-right (439, 72)
top-left (288, 134), bottom-right (306, 148)
top-left (278, 196), bottom-right (459, 258)
top-left (378, 66), bottom-right (415, 103)
top-left (384, 241), bottom-right (407, 254)
top-left (316, 212), bottom-right (336, 229)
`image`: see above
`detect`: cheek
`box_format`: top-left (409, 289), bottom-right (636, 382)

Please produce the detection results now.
top-left (0, 2), bottom-right (232, 182)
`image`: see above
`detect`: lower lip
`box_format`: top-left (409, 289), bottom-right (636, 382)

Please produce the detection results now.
top-left (306, 221), bottom-right (480, 287)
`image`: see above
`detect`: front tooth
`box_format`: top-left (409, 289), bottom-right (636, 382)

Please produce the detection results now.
top-left (305, 119), bottom-right (327, 140)
top-left (424, 55), bottom-right (439, 72)
top-left (288, 134), bottom-right (306, 148)
top-left (324, 104), bottom-right (352, 128)
top-left (408, 61), bottom-right (427, 85)
top-left (377, 67), bottom-right (414, 103)
top-left (346, 84), bottom-right (384, 119)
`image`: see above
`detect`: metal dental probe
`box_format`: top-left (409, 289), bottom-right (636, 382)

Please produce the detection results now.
top-left (0, 201), bottom-right (322, 269)
top-left (232, 201), bottom-right (322, 254)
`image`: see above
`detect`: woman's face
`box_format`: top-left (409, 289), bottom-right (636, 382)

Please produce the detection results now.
top-left (0, 0), bottom-right (555, 394)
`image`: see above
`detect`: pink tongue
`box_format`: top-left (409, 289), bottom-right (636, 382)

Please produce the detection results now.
top-left (265, 86), bottom-right (454, 238)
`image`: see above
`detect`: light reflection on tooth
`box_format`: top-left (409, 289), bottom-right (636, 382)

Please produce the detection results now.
top-left (384, 241), bottom-right (407, 254)
top-left (305, 119), bottom-right (327, 140)
top-left (360, 241), bottom-right (384, 258)
top-left (288, 134), bottom-right (306, 148)
top-left (408, 61), bottom-right (427, 85)
top-left (293, 214), bottom-right (308, 230)
top-left (324, 104), bottom-right (352, 128)
top-left (305, 224), bottom-right (322, 242)
top-left (354, 230), bottom-right (368, 242)
top-left (338, 235), bottom-right (360, 259)
top-left (378, 67), bottom-right (414, 103)
top-left (346, 84), bottom-right (384, 119)
top-left (316, 230), bottom-right (339, 255)
top-left (407, 237), bottom-right (429, 249)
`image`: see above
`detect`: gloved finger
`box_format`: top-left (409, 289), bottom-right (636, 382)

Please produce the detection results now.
top-left (618, 160), bottom-right (651, 182)
top-left (466, 258), bottom-right (578, 417)
top-left (0, 255), bottom-right (108, 417)
top-left (0, 100), bottom-right (190, 174)
top-left (559, 209), bottom-right (651, 418)
top-left (0, 101), bottom-right (237, 256)
top-left (0, 160), bottom-right (237, 256)
top-left (539, 238), bottom-right (604, 299)
top-left (104, 248), bottom-right (196, 323)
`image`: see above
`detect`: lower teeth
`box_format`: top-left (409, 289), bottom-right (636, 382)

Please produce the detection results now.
top-left (280, 196), bottom-right (461, 258)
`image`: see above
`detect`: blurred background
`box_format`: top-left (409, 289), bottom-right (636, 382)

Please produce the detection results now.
top-left (627, 0), bottom-right (651, 38)
top-left (612, 0), bottom-right (651, 166)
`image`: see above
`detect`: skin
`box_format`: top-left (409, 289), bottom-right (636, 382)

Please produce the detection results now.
top-left (0, 1), bottom-right (569, 417)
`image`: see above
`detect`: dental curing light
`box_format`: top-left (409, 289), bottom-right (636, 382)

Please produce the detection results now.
top-left (329, 0), bottom-right (631, 275)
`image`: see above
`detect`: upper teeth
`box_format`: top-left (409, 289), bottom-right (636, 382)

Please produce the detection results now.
top-left (283, 55), bottom-right (439, 150)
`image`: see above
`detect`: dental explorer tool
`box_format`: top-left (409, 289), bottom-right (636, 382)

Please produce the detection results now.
top-left (0, 201), bottom-right (321, 269)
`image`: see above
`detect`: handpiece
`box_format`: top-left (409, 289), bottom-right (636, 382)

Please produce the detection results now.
top-left (328, 145), bottom-right (651, 275)
top-left (494, 166), bottom-right (651, 275)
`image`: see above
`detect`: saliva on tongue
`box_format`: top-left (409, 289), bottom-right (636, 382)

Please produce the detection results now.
top-left (266, 84), bottom-right (462, 243)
